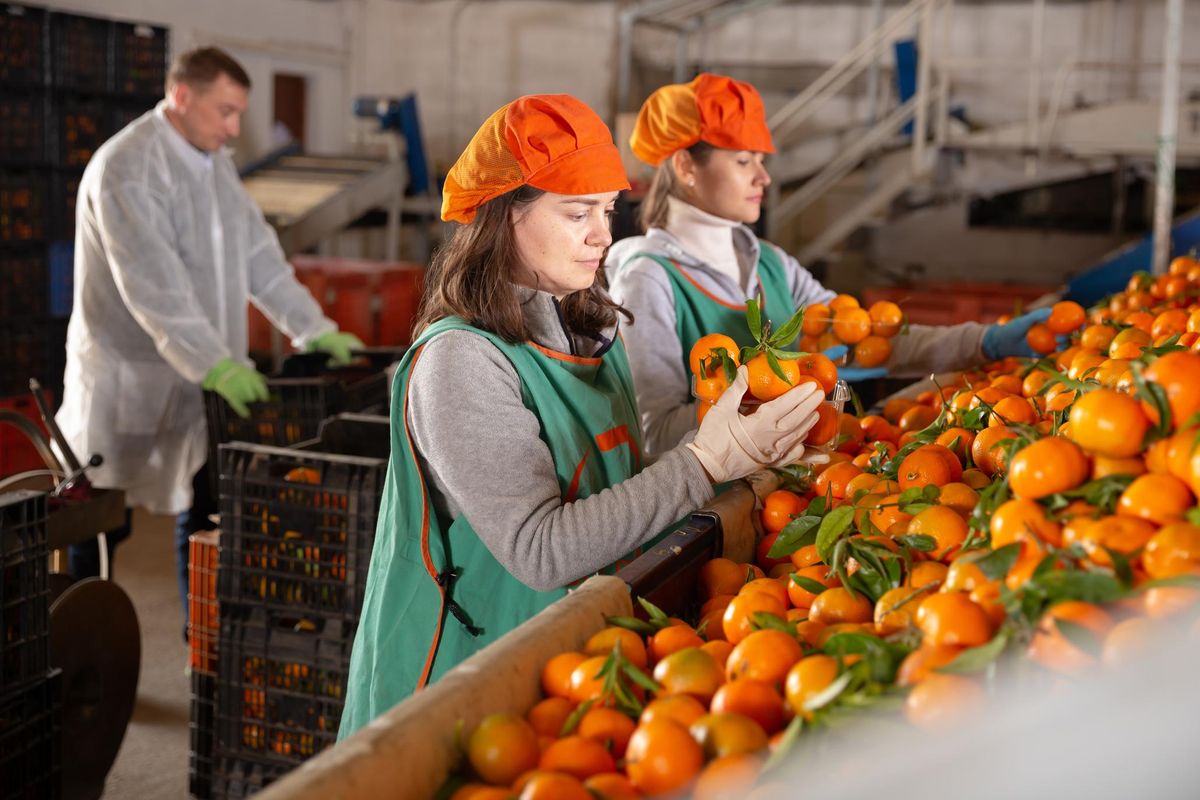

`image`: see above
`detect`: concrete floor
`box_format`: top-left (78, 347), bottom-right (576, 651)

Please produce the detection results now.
top-left (97, 509), bottom-right (190, 799)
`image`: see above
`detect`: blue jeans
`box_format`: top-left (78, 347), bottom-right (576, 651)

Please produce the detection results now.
top-left (67, 508), bottom-right (134, 580)
top-left (175, 463), bottom-right (219, 639)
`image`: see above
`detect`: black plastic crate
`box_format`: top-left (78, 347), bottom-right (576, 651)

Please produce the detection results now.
top-left (212, 607), bottom-right (350, 789)
top-left (49, 12), bottom-right (110, 93)
top-left (0, 491), bottom-right (48, 694)
top-left (49, 170), bottom-right (81, 240)
top-left (217, 441), bottom-right (385, 619)
top-left (109, 99), bottom-right (153, 139)
top-left (0, 668), bottom-right (61, 800)
top-left (0, 5), bottom-right (48, 87)
top-left (210, 752), bottom-right (290, 800)
top-left (113, 21), bottom-right (166, 98)
top-left (0, 89), bottom-right (47, 166)
top-left (0, 170), bottom-right (48, 245)
top-left (52, 96), bottom-right (108, 169)
top-left (42, 317), bottom-right (66, 393)
top-left (204, 348), bottom-right (401, 496)
top-left (0, 319), bottom-right (60, 396)
top-left (190, 670), bottom-right (216, 800)
top-left (0, 249), bottom-right (48, 320)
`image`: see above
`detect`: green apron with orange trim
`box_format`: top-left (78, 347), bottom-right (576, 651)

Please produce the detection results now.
top-left (631, 242), bottom-right (795, 383)
top-left (338, 317), bottom-right (667, 738)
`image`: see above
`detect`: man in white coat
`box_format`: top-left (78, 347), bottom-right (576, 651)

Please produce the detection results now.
top-left (55, 47), bottom-right (362, 627)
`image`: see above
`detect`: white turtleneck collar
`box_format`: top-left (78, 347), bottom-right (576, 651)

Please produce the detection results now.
top-left (666, 195), bottom-right (748, 293)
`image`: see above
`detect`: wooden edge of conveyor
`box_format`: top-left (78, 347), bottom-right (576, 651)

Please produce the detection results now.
top-left (251, 575), bottom-right (633, 800)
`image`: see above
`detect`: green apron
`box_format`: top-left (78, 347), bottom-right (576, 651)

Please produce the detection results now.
top-left (629, 241), bottom-right (796, 384)
top-left (338, 317), bottom-right (664, 738)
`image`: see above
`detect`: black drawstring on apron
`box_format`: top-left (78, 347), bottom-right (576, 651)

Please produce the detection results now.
top-left (436, 567), bottom-right (483, 637)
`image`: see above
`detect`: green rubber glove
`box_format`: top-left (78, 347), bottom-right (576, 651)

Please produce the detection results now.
top-left (307, 331), bottom-right (365, 366)
top-left (202, 357), bottom-right (269, 419)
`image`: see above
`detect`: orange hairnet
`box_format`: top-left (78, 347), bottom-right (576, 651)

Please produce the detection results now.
top-left (441, 94), bottom-right (630, 224)
top-left (629, 73), bottom-right (775, 167)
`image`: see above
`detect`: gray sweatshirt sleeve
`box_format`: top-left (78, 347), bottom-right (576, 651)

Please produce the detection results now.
top-left (609, 258), bottom-right (704, 457)
top-left (769, 244), bottom-right (988, 378)
top-left (770, 244), bottom-right (838, 308)
top-left (406, 330), bottom-right (715, 592)
top-left (886, 322), bottom-right (989, 378)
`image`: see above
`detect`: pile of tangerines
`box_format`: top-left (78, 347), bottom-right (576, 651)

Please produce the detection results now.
top-left (448, 258), bottom-right (1200, 800)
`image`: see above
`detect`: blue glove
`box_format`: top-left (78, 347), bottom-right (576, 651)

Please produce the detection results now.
top-left (822, 344), bottom-right (889, 382)
top-left (307, 331), bottom-right (365, 366)
top-left (981, 308), bottom-right (1067, 359)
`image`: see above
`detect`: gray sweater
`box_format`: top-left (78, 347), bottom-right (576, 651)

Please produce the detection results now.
top-left (606, 226), bottom-right (989, 456)
top-left (406, 289), bottom-right (715, 592)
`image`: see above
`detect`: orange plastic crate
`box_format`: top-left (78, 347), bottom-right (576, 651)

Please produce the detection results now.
top-left (188, 530), bottom-right (220, 676)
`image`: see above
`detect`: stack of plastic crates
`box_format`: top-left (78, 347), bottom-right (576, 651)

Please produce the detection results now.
top-left (203, 348), bottom-right (403, 500)
top-left (188, 531), bottom-right (220, 800)
top-left (209, 415), bottom-right (388, 799)
top-left (1, 490), bottom-right (61, 800)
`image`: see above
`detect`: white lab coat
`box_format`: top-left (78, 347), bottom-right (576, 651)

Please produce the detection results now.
top-left (55, 102), bottom-right (335, 515)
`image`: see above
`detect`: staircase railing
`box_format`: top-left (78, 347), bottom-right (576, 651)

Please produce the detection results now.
top-left (766, 0), bottom-right (953, 256)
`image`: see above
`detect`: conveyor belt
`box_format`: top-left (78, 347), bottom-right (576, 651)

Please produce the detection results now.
top-left (241, 153), bottom-right (406, 256)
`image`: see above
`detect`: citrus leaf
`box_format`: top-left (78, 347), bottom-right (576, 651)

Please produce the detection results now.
top-left (1187, 507), bottom-right (1200, 527)
top-left (766, 348), bottom-right (793, 385)
top-left (762, 716), bottom-right (804, 774)
top-left (1102, 546), bottom-right (1135, 588)
top-left (746, 298), bottom-right (763, 341)
top-left (603, 615), bottom-right (658, 636)
top-left (750, 611), bottom-right (797, 635)
top-left (801, 670), bottom-right (853, 712)
top-left (621, 661), bottom-right (664, 694)
top-left (790, 573), bottom-right (832, 595)
top-left (815, 505), bottom-right (856, 563)
top-left (896, 534), bottom-right (936, 553)
top-left (767, 515), bottom-right (823, 558)
top-left (636, 596), bottom-right (671, 624)
top-left (771, 307), bottom-right (806, 349)
top-left (770, 346), bottom-right (804, 360)
top-left (849, 384), bottom-right (866, 418)
top-left (937, 632), bottom-right (1010, 674)
top-left (1035, 570), bottom-right (1124, 605)
top-left (1054, 618), bottom-right (1103, 658)
top-left (807, 496), bottom-right (828, 518)
top-left (968, 543), bottom-right (1022, 581)
top-left (1137, 575), bottom-right (1200, 590)
top-left (559, 698), bottom-right (596, 736)
top-left (898, 486), bottom-right (927, 505)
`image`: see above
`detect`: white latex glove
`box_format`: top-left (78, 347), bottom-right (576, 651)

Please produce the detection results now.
top-left (686, 365), bottom-right (826, 483)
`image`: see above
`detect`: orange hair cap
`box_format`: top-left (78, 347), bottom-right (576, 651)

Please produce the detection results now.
top-left (441, 94), bottom-right (630, 224)
top-left (629, 73), bottom-right (775, 167)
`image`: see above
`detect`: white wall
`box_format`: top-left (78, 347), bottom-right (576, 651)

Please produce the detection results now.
top-left (42, 0), bottom-right (354, 161)
top-left (47, 0), bottom-right (1200, 170)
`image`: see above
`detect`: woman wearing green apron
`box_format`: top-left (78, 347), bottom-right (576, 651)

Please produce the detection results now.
top-left (606, 74), bottom-right (1058, 456)
top-left (339, 94), bottom-right (829, 737)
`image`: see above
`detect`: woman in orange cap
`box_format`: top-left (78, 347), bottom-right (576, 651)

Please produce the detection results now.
top-left (339, 94), bottom-right (828, 735)
top-left (607, 73), bottom-right (1058, 456)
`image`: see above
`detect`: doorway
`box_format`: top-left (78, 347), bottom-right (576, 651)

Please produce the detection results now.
top-left (272, 72), bottom-right (307, 149)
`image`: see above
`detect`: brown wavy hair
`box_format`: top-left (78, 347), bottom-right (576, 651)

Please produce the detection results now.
top-left (639, 141), bottom-right (715, 232)
top-left (414, 185), bottom-right (631, 343)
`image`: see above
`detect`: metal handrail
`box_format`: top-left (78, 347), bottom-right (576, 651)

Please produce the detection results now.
top-left (768, 0), bottom-right (941, 140)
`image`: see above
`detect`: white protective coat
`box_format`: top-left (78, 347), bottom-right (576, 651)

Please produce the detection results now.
top-left (55, 103), bottom-right (335, 514)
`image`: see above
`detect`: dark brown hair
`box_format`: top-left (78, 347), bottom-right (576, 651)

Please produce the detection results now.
top-left (167, 47), bottom-right (251, 92)
top-left (639, 141), bottom-right (716, 231)
top-left (414, 186), bottom-right (631, 343)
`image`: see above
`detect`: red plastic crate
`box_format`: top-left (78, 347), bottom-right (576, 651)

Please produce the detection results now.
top-left (188, 530), bottom-right (219, 677)
top-left (862, 282), bottom-right (1055, 327)
top-left (378, 263), bottom-right (425, 346)
top-left (247, 265), bottom-right (330, 356)
top-left (0, 392), bottom-right (53, 480)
